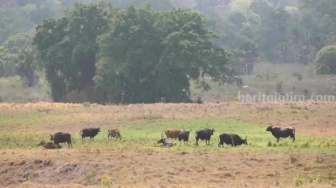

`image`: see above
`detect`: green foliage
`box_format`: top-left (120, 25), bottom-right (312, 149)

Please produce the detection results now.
top-left (33, 3), bottom-right (111, 102)
top-left (315, 45), bottom-right (336, 74)
top-left (0, 33), bottom-right (37, 86)
top-left (101, 172), bottom-right (112, 187)
top-left (109, 0), bottom-right (173, 10)
top-left (294, 175), bottom-right (304, 186)
top-left (300, 0), bottom-right (336, 23)
top-left (258, 9), bottom-right (291, 62)
top-left (33, 3), bottom-right (231, 103)
top-left (95, 6), bottom-right (230, 104)
top-left (3, 0), bottom-right (336, 103)
top-left (0, 1), bottom-right (60, 44)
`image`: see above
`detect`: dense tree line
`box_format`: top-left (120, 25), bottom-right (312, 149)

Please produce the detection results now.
top-left (0, 0), bottom-right (336, 103)
top-left (203, 0), bottom-right (336, 75)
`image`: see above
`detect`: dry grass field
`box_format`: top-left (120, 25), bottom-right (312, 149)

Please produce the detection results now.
top-left (0, 101), bottom-right (336, 188)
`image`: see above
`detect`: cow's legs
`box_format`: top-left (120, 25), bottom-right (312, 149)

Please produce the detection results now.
top-left (291, 134), bottom-right (295, 142)
top-left (230, 135), bottom-right (234, 147)
top-left (277, 138), bottom-right (280, 143)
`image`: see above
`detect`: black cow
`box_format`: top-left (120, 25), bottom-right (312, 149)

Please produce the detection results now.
top-left (157, 138), bottom-right (175, 147)
top-left (195, 128), bottom-right (215, 146)
top-left (266, 124), bottom-right (295, 142)
top-left (178, 130), bottom-right (191, 143)
top-left (50, 132), bottom-right (72, 148)
top-left (80, 128), bottom-right (100, 142)
top-left (218, 133), bottom-right (247, 147)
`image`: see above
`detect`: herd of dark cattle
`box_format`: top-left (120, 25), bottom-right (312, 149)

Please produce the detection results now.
top-left (157, 124), bottom-right (295, 147)
top-left (37, 128), bottom-right (121, 149)
top-left (38, 124), bottom-right (296, 149)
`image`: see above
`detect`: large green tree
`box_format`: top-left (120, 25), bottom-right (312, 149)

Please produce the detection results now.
top-left (0, 33), bottom-right (37, 86)
top-left (315, 45), bottom-right (336, 75)
top-left (298, 0), bottom-right (336, 60)
top-left (94, 6), bottom-right (231, 103)
top-left (33, 3), bottom-right (111, 102)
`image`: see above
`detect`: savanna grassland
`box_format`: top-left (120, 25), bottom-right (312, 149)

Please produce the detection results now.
top-left (0, 102), bottom-right (336, 188)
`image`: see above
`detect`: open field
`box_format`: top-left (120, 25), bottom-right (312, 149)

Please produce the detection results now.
top-left (0, 102), bottom-right (336, 187)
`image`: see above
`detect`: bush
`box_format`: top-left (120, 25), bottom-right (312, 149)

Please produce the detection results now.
top-left (315, 45), bottom-right (336, 74)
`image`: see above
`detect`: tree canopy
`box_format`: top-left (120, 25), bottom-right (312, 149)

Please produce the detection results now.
top-left (33, 4), bottom-right (230, 103)
top-left (2, 0), bottom-right (336, 103)
top-left (315, 45), bottom-right (336, 75)
top-left (33, 3), bottom-right (111, 102)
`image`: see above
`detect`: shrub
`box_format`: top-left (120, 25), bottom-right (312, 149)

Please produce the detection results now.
top-left (294, 175), bottom-right (303, 186)
top-left (315, 45), bottom-right (336, 74)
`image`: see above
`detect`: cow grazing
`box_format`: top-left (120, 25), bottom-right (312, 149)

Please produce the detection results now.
top-left (50, 132), bottom-right (72, 148)
top-left (178, 130), bottom-right (191, 143)
top-left (107, 129), bottom-right (122, 140)
top-left (37, 140), bottom-right (62, 149)
top-left (266, 124), bottom-right (295, 142)
top-left (218, 133), bottom-right (247, 147)
top-left (195, 128), bottom-right (215, 146)
top-left (163, 129), bottom-right (181, 139)
top-left (80, 128), bottom-right (100, 142)
top-left (157, 138), bottom-right (175, 147)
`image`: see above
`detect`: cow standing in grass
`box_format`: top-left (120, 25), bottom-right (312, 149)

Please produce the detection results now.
top-left (163, 129), bottom-right (181, 139)
top-left (80, 127), bottom-right (100, 142)
top-left (178, 130), bottom-right (192, 144)
top-left (218, 133), bottom-right (247, 147)
top-left (107, 129), bottom-right (122, 140)
top-left (195, 128), bottom-right (215, 146)
top-left (50, 132), bottom-right (72, 148)
top-left (266, 124), bottom-right (295, 142)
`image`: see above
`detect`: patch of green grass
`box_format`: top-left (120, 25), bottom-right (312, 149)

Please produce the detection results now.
top-left (294, 175), bottom-right (304, 186)
top-left (101, 172), bottom-right (112, 187)
top-left (1, 118), bottom-right (336, 153)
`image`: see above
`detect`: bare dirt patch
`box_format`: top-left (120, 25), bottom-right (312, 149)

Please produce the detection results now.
top-left (1, 149), bottom-right (336, 188)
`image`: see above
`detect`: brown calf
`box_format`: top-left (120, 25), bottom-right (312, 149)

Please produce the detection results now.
top-left (163, 129), bottom-right (181, 139)
top-left (107, 129), bottom-right (122, 140)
